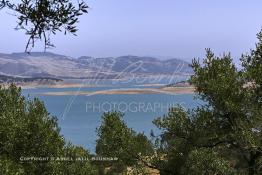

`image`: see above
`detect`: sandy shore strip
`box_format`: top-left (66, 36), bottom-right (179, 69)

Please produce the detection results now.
top-left (134, 83), bottom-right (167, 87)
top-left (21, 83), bottom-right (166, 89)
top-left (19, 83), bottom-right (109, 89)
top-left (35, 87), bottom-right (195, 96)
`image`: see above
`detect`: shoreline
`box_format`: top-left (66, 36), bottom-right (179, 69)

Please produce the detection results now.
top-left (10, 82), bottom-right (166, 89)
top-left (17, 83), bottom-right (108, 89)
top-left (35, 87), bottom-right (195, 96)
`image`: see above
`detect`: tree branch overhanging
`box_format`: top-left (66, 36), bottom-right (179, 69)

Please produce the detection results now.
top-left (0, 0), bottom-right (88, 52)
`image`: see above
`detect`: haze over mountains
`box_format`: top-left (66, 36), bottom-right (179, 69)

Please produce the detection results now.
top-left (0, 52), bottom-right (192, 79)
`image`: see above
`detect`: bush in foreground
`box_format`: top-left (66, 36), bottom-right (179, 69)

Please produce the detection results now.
top-left (0, 84), bottom-right (97, 175)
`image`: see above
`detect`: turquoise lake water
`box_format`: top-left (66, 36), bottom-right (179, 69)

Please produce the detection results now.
top-left (22, 82), bottom-right (201, 153)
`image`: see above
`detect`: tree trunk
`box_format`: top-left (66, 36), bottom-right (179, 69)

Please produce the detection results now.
top-left (248, 152), bottom-right (257, 175)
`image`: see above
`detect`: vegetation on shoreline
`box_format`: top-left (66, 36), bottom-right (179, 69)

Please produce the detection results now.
top-left (0, 74), bottom-right (62, 84)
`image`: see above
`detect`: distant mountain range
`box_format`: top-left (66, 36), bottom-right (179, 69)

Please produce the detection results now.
top-left (0, 52), bottom-right (193, 79)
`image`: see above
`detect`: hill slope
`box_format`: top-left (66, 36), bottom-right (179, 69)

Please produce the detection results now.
top-left (0, 52), bottom-right (193, 78)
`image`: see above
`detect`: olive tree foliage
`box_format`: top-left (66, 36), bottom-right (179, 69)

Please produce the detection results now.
top-left (96, 112), bottom-right (155, 174)
top-left (96, 30), bottom-right (262, 175)
top-left (57, 144), bottom-right (98, 175)
top-left (0, 0), bottom-right (88, 52)
top-left (152, 31), bottom-right (262, 174)
top-left (0, 84), bottom-right (98, 174)
top-left (152, 106), bottom-right (237, 175)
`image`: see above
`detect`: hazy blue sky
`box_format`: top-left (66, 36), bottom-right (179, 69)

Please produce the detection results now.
top-left (0, 0), bottom-right (262, 62)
